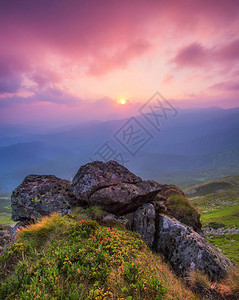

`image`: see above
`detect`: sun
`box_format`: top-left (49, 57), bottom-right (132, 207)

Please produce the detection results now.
top-left (119, 99), bottom-right (126, 105)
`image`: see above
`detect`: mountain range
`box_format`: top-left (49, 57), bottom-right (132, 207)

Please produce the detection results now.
top-left (1, 106), bottom-right (239, 192)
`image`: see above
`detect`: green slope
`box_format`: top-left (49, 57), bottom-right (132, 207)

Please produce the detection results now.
top-left (0, 195), bottom-right (15, 225)
top-left (0, 213), bottom-right (197, 299)
top-left (187, 175), bottom-right (239, 263)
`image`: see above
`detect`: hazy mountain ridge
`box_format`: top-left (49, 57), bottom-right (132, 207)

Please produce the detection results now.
top-left (1, 107), bottom-right (239, 192)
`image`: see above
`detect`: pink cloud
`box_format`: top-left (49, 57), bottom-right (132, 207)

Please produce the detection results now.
top-left (88, 40), bottom-right (153, 75)
top-left (209, 81), bottom-right (239, 91)
top-left (172, 43), bottom-right (209, 67)
top-left (172, 38), bottom-right (239, 69)
top-left (1, 0), bottom-right (239, 76)
top-left (162, 73), bottom-right (175, 85)
top-left (0, 0), bottom-right (239, 123)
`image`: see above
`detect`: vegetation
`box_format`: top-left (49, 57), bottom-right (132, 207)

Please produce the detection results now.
top-left (0, 195), bottom-right (15, 225)
top-left (201, 205), bottom-right (239, 228)
top-left (207, 234), bottom-right (239, 264)
top-left (188, 175), bottom-right (239, 264)
top-left (0, 213), bottom-right (197, 300)
top-left (166, 192), bottom-right (200, 231)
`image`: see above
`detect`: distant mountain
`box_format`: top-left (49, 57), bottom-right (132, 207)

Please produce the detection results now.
top-left (1, 106), bottom-right (239, 192)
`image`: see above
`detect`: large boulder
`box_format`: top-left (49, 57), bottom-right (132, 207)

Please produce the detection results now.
top-left (133, 203), bottom-right (156, 248)
top-left (11, 175), bottom-right (75, 221)
top-left (88, 180), bottom-right (161, 215)
top-left (71, 160), bottom-right (142, 203)
top-left (156, 214), bottom-right (233, 281)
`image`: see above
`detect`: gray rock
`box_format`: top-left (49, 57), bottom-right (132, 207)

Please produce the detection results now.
top-left (11, 220), bottom-right (32, 241)
top-left (133, 203), bottom-right (156, 248)
top-left (156, 214), bottom-right (233, 281)
top-left (0, 224), bottom-right (12, 255)
top-left (72, 160), bottom-right (142, 203)
top-left (123, 212), bottom-right (135, 230)
top-left (88, 180), bottom-right (161, 215)
top-left (11, 175), bottom-right (76, 221)
top-left (101, 213), bottom-right (129, 228)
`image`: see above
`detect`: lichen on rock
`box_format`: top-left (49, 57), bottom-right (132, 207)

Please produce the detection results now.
top-left (11, 175), bottom-right (76, 221)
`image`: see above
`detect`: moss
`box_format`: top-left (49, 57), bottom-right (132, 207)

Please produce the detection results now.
top-left (166, 191), bottom-right (201, 231)
top-left (31, 196), bottom-right (41, 204)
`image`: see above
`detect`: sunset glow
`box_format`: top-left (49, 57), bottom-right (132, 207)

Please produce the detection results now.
top-left (0, 0), bottom-right (238, 125)
top-left (119, 99), bottom-right (126, 105)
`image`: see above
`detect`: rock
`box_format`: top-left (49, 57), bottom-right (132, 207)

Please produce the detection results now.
top-left (154, 185), bottom-right (201, 232)
top-left (208, 221), bottom-right (225, 229)
top-left (11, 175), bottom-right (76, 221)
top-left (88, 180), bottom-right (161, 215)
top-left (123, 212), bottom-right (135, 230)
top-left (156, 214), bottom-right (233, 281)
top-left (133, 203), bottom-right (156, 248)
top-left (0, 224), bottom-right (12, 255)
top-left (72, 161), bottom-right (142, 203)
top-left (101, 214), bottom-right (129, 229)
top-left (11, 220), bottom-right (32, 241)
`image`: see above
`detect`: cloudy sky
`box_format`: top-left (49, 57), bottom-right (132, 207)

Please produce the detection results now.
top-left (0, 0), bottom-right (239, 125)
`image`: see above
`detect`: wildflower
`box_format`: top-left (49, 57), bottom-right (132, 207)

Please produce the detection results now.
top-left (119, 266), bottom-right (123, 270)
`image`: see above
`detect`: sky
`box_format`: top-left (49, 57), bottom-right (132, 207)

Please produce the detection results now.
top-left (0, 0), bottom-right (239, 126)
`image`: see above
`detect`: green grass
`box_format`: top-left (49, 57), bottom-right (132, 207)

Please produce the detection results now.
top-left (0, 213), bottom-right (197, 300)
top-left (166, 193), bottom-right (201, 231)
top-left (207, 234), bottom-right (239, 264)
top-left (200, 205), bottom-right (239, 228)
top-left (0, 197), bottom-right (16, 225)
top-left (188, 182), bottom-right (233, 197)
top-left (188, 175), bottom-right (239, 264)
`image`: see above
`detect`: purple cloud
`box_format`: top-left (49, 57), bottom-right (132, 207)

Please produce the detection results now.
top-left (210, 81), bottom-right (239, 91)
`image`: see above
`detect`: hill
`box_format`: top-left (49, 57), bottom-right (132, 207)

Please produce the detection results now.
top-left (1, 162), bottom-right (239, 299)
top-left (1, 212), bottom-right (239, 299)
top-left (0, 213), bottom-right (197, 299)
top-left (186, 175), bottom-right (239, 263)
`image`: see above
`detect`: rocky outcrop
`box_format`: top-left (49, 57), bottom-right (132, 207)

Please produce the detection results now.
top-left (9, 160), bottom-right (233, 282)
top-left (72, 160), bottom-right (142, 203)
top-left (88, 180), bottom-right (161, 215)
top-left (133, 203), bottom-right (155, 248)
top-left (155, 214), bottom-right (233, 281)
top-left (11, 175), bottom-right (76, 221)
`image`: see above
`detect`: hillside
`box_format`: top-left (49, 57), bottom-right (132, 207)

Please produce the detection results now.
top-left (0, 213), bottom-right (199, 300)
top-left (186, 175), bottom-right (239, 263)
top-left (1, 212), bottom-right (239, 300)
top-left (1, 162), bottom-right (239, 299)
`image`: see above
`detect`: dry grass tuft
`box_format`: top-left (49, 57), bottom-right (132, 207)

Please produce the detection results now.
top-left (218, 266), bottom-right (239, 298)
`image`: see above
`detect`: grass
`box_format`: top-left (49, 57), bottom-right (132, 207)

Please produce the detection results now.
top-left (200, 205), bottom-right (239, 228)
top-left (0, 213), bottom-right (198, 300)
top-left (219, 267), bottom-right (239, 298)
top-left (188, 175), bottom-right (239, 265)
top-left (207, 234), bottom-right (239, 264)
top-left (0, 197), bottom-right (16, 225)
top-left (187, 181), bottom-right (234, 197)
top-left (166, 192), bottom-right (201, 231)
